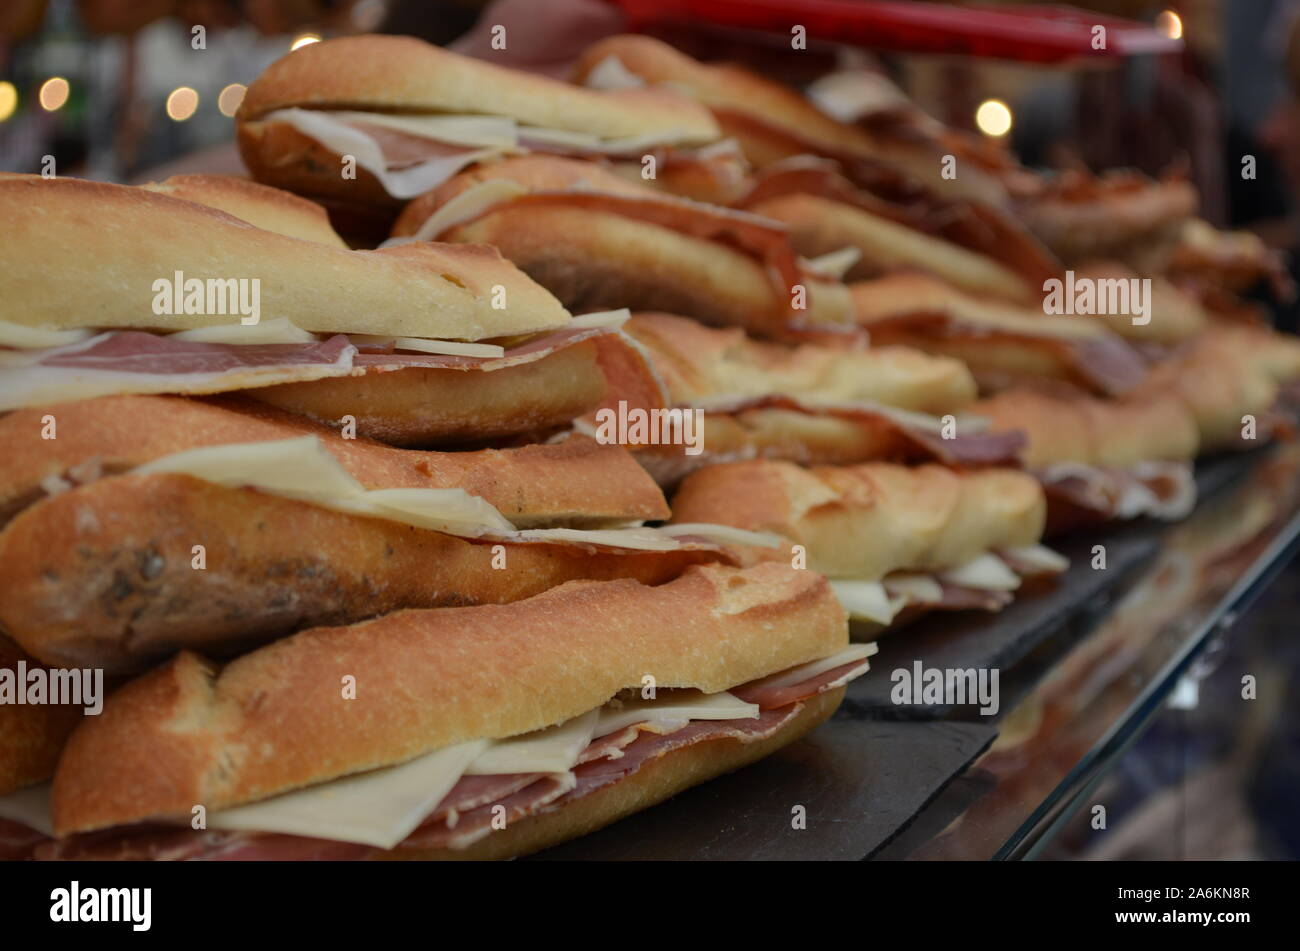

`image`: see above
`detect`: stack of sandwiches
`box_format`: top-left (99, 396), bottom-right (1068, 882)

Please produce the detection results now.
top-left (3, 27), bottom-right (1297, 862)
top-left (0, 170), bottom-right (872, 860)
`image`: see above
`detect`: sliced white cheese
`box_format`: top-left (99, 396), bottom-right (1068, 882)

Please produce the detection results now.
top-left (998, 543), bottom-right (1070, 575)
top-left (595, 690), bottom-right (758, 739)
top-left (584, 55), bottom-right (647, 91)
top-left (170, 317), bottom-right (317, 345)
top-left (130, 438), bottom-right (697, 550)
top-left (210, 739), bottom-right (486, 850)
top-left (940, 553), bottom-right (1022, 592)
top-left (322, 111), bottom-right (519, 149)
top-left (135, 435), bottom-right (365, 500)
top-left (830, 579), bottom-right (904, 624)
top-left (352, 487), bottom-right (517, 536)
top-left (658, 522), bottom-right (785, 550)
top-left (568, 308), bottom-right (631, 331)
top-left (800, 246), bottom-right (861, 281)
top-left (0, 320), bottom-right (94, 349)
top-left (347, 334), bottom-right (506, 358)
top-left (409, 178), bottom-right (530, 242)
top-left (130, 436), bottom-right (377, 515)
top-left (0, 782), bottom-right (54, 837)
top-left (883, 572), bottom-right (945, 605)
top-left (465, 710), bottom-right (599, 776)
top-left (516, 125), bottom-right (691, 156)
top-left (515, 526), bottom-right (681, 551)
top-left (742, 643), bottom-right (879, 692)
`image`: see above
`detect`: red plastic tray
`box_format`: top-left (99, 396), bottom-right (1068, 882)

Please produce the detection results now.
top-left (607, 0), bottom-right (1182, 63)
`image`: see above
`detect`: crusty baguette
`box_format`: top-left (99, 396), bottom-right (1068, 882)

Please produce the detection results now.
top-left (51, 562), bottom-right (846, 835)
top-left (0, 395), bottom-right (667, 527)
top-left (391, 155), bottom-right (858, 340)
top-left (0, 636), bottom-right (86, 795)
top-left (0, 471), bottom-right (717, 672)
top-left (1017, 169), bottom-right (1196, 267)
top-left (236, 35), bottom-right (718, 207)
top-left (972, 388), bottom-right (1200, 469)
top-left (670, 460), bottom-right (1044, 580)
top-left (622, 312), bottom-right (975, 414)
top-left (248, 337), bottom-right (606, 446)
top-left (1130, 332), bottom-right (1279, 451)
top-left (142, 174), bottom-right (347, 248)
top-left (440, 204), bottom-right (857, 340)
top-left (750, 193), bottom-right (1034, 302)
top-left (849, 273), bottom-right (1147, 395)
top-left (237, 35), bottom-right (719, 140)
top-left (1202, 323), bottom-right (1300, 384)
top-left (0, 176), bottom-right (569, 339)
top-left (384, 687), bottom-right (842, 861)
top-left (573, 35), bottom-right (1007, 205)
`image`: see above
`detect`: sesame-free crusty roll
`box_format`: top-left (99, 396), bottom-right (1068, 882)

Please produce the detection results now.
top-left (235, 34), bottom-right (720, 213)
top-left (972, 387), bottom-right (1200, 530)
top-left (141, 174), bottom-right (348, 248)
top-left (0, 395), bottom-right (717, 672)
top-left (392, 155), bottom-right (858, 342)
top-left (47, 562), bottom-right (858, 861)
top-left (573, 34), bottom-right (1008, 207)
top-left (670, 460), bottom-right (1045, 584)
top-left (0, 175), bottom-right (568, 340)
top-left (849, 273), bottom-right (1150, 397)
top-left (0, 394), bottom-right (667, 527)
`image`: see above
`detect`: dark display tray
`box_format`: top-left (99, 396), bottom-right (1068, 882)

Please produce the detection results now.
top-left (529, 716), bottom-right (996, 860)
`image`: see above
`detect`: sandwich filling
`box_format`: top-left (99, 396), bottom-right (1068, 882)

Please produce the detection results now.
top-left (0, 311), bottom-right (629, 411)
top-left (0, 644), bottom-right (874, 859)
top-left (259, 108), bottom-right (720, 199)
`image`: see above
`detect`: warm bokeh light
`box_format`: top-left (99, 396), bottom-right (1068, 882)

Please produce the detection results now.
top-left (291, 33), bottom-right (321, 51)
top-left (166, 86), bottom-right (199, 121)
top-left (38, 77), bottom-right (69, 112)
top-left (975, 99), bottom-right (1012, 137)
top-left (1156, 10), bottom-right (1183, 40)
top-left (0, 82), bottom-right (17, 122)
top-left (217, 83), bottom-right (246, 117)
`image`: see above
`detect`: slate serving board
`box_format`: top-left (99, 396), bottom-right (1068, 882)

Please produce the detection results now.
top-left (528, 716), bottom-right (996, 861)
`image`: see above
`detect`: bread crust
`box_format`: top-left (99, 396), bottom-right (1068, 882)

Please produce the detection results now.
top-left (142, 174), bottom-right (347, 247)
top-left (751, 193), bottom-right (1033, 302)
top-left (0, 176), bottom-right (569, 339)
top-left (442, 204), bottom-right (856, 339)
top-left (973, 388), bottom-right (1200, 469)
top-left (670, 460), bottom-right (1044, 580)
top-left (574, 35), bottom-right (875, 159)
top-left (237, 35), bottom-right (719, 142)
top-left (623, 312), bottom-right (975, 413)
top-left (382, 687), bottom-right (843, 861)
top-left (0, 637), bottom-right (86, 795)
top-left (0, 394), bottom-right (667, 527)
top-left (51, 562), bottom-right (847, 834)
top-left (0, 471), bottom-right (715, 672)
top-left (249, 337), bottom-right (607, 446)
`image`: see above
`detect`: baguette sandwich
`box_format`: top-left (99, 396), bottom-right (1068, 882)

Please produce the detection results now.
top-left (850, 273), bottom-right (1150, 396)
top-left (0, 174), bottom-right (640, 446)
top-left (235, 34), bottom-right (723, 240)
top-left (5, 563), bottom-right (871, 861)
top-left (971, 387), bottom-right (1200, 532)
top-left (574, 34), bottom-right (1009, 207)
top-left (584, 312), bottom-right (1024, 486)
top-left (734, 157), bottom-right (1059, 304)
top-left (0, 395), bottom-right (739, 673)
top-left (573, 36), bottom-right (1061, 303)
top-left (390, 155), bottom-right (858, 342)
top-left (670, 460), bottom-right (1065, 634)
